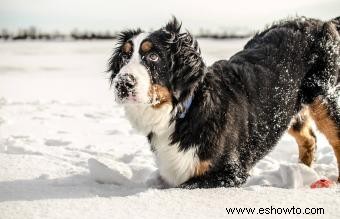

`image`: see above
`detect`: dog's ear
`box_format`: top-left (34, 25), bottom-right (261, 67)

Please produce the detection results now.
top-left (108, 48), bottom-right (122, 85)
top-left (164, 16), bottom-right (182, 35)
top-left (108, 29), bottom-right (142, 85)
top-left (162, 17), bottom-right (205, 114)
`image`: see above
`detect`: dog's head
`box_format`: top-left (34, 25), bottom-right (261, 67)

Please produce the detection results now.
top-left (108, 17), bottom-right (205, 116)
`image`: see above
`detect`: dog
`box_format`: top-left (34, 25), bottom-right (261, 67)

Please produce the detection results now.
top-left (108, 17), bottom-right (340, 189)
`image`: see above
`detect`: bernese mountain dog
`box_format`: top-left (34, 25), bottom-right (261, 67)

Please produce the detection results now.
top-left (108, 17), bottom-right (340, 189)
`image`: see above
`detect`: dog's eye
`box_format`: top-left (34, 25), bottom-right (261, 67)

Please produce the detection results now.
top-left (147, 53), bottom-right (159, 62)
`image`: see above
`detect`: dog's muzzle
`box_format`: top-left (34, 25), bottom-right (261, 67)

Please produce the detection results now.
top-left (114, 73), bottom-right (137, 100)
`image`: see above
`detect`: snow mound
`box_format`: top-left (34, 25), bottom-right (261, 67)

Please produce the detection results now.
top-left (88, 158), bottom-right (134, 185)
top-left (246, 162), bottom-right (320, 188)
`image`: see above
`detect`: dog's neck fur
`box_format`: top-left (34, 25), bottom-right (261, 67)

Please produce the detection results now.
top-left (123, 104), bottom-right (172, 136)
top-left (172, 64), bottom-right (207, 119)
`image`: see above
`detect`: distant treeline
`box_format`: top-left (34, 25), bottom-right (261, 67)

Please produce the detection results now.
top-left (0, 27), bottom-right (251, 41)
top-left (196, 33), bottom-right (250, 39)
top-left (0, 27), bottom-right (115, 40)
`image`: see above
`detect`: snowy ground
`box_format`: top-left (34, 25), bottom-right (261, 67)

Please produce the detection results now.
top-left (0, 39), bottom-right (339, 219)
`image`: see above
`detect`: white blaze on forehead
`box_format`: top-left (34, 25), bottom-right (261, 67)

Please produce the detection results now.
top-left (116, 32), bottom-right (151, 104)
top-left (130, 32), bottom-right (149, 62)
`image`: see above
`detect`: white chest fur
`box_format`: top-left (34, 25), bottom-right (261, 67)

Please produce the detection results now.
top-left (123, 104), bottom-right (199, 186)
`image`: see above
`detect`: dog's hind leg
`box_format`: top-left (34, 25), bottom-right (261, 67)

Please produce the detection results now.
top-left (288, 108), bottom-right (317, 167)
top-left (309, 94), bottom-right (340, 182)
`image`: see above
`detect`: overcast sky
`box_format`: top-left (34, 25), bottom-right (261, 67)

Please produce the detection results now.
top-left (0, 0), bottom-right (339, 33)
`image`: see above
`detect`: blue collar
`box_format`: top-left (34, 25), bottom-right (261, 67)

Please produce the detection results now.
top-left (179, 96), bottom-right (193, 119)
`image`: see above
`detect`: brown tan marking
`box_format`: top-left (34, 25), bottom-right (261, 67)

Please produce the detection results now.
top-left (288, 108), bottom-right (316, 166)
top-left (141, 41), bottom-right (153, 53)
top-left (148, 84), bottom-right (172, 108)
top-left (122, 42), bottom-right (132, 53)
top-left (194, 160), bottom-right (212, 176)
top-left (309, 98), bottom-right (340, 182)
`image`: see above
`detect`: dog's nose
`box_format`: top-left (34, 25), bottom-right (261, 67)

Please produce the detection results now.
top-left (115, 73), bottom-right (137, 99)
top-left (123, 74), bottom-right (136, 89)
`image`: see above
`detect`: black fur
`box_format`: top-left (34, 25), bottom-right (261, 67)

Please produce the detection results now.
top-left (109, 17), bottom-right (340, 189)
top-left (178, 17), bottom-right (340, 188)
top-left (162, 18), bottom-right (205, 116)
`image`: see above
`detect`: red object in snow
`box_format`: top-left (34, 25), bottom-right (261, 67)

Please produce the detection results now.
top-left (310, 179), bottom-right (334, 189)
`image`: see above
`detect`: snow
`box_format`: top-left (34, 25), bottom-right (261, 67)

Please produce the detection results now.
top-left (0, 39), bottom-right (339, 219)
